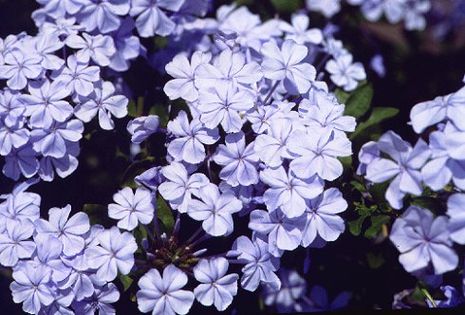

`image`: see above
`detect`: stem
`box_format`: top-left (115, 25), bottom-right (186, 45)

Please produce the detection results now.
top-left (185, 227), bottom-right (204, 245)
top-left (189, 233), bottom-right (211, 248)
top-left (264, 81), bottom-right (281, 105)
top-left (421, 288), bottom-right (437, 308)
top-left (173, 212), bottom-right (181, 236)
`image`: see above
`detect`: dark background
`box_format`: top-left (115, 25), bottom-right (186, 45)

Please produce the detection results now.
top-left (1, 0), bottom-right (465, 314)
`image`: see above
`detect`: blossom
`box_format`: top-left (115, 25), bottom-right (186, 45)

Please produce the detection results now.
top-left (249, 208), bottom-right (303, 256)
top-left (0, 181), bottom-right (41, 230)
top-left (164, 51), bottom-right (212, 102)
top-left (66, 33), bottom-right (116, 67)
top-left (260, 166), bottom-right (323, 218)
top-left (300, 188), bottom-right (347, 247)
top-left (0, 89), bottom-right (24, 126)
top-left (0, 118), bottom-right (29, 156)
top-left (288, 129), bottom-right (352, 181)
top-left (197, 83), bottom-right (255, 133)
top-left (299, 91), bottom-right (356, 134)
top-left (52, 54), bottom-right (100, 97)
top-left (280, 13), bottom-right (323, 45)
top-left (109, 17), bottom-right (141, 72)
top-left (85, 226), bottom-right (137, 281)
top-left (34, 32), bottom-right (65, 70)
top-left (188, 183), bottom-right (242, 236)
top-left (421, 125), bottom-right (465, 191)
top-left (410, 86), bottom-right (465, 133)
top-left (0, 220), bottom-right (35, 267)
top-left (74, 81), bottom-right (128, 130)
top-left (326, 53), bottom-right (366, 91)
top-left (195, 48), bottom-right (262, 91)
top-left (390, 206), bottom-right (458, 274)
top-left (10, 263), bottom-right (54, 314)
top-left (21, 79), bottom-right (73, 128)
top-left (3, 145), bottom-right (39, 180)
top-left (0, 49), bottom-right (43, 90)
top-left (254, 118), bottom-right (296, 168)
top-left (213, 131), bottom-right (259, 187)
top-left (263, 269), bottom-right (306, 312)
top-left (158, 162), bottom-right (209, 213)
top-left (365, 131), bottom-right (430, 209)
top-left (167, 110), bottom-right (219, 164)
top-left (446, 193), bottom-right (465, 245)
top-left (127, 115), bottom-right (160, 144)
top-left (31, 119), bottom-right (84, 159)
top-left (79, 0), bottom-right (130, 34)
top-left (306, 0), bottom-right (341, 17)
top-left (261, 39), bottom-right (316, 94)
top-left (130, 0), bottom-right (185, 37)
top-left (35, 205), bottom-right (90, 256)
top-left (193, 257), bottom-right (239, 311)
top-left (32, 234), bottom-right (71, 283)
top-left (228, 236), bottom-right (281, 292)
top-left (137, 264), bottom-right (194, 315)
top-left (108, 187), bottom-right (155, 231)
top-left (72, 283), bottom-right (120, 315)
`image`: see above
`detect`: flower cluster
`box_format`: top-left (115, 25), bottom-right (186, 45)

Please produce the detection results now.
top-left (0, 180), bottom-right (137, 314)
top-left (118, 4), bottom-right (366, 314)
top-left (0, 1), bottom-right (388, 314)
top-left (358, 77), bottom-right (465, 308)
top-left (307, 0), bottom-right (432, 31)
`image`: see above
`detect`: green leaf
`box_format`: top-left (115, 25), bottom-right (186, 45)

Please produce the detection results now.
top-left (157, 196), bottom-right (175, 233)
top-left (348, 215), bottom-right (368, 236)
top-left (335, 88), bottom-right (351, 104)
top-left (350, 180), bottom-right (366, 193)
top-left (128, 97), bottom-right (145, 118)
top-left (364, 215), bottom-right (390, 239)
top-left (339, 156), bottom-right (353, 170)
top-left (351, 107), bottom-right (399, 140)
top-left (344, 84), bottom-right (373, 119)
top-left (271, 0), bottom-right (302, 12)
top-left (119, 274), bottom-right (133, 292)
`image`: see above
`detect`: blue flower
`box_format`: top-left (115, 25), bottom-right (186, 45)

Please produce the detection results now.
top-left (35, 205), bottom-right (90, 257)
top-left (261, 39), bottom-right (316, 94)
top-left (130, 0), bottom-right (185, 37)
top-left (21, 79), bottom-right (73, 128)
top-left (365, 131), bottom-right (430, 209)
top-left (260, 166), bottom-right (323, 218)
top-left (66, 33), bottom-right (116, 67)
top-left (228, 235), bottom-right (281, 292)
top-left (85, 226), bottom-right (137, 281)
top-left (188, 183), bottom-right (242, 236)
top-left (158, 162), bottom-right (209, 213)
top-left (79, 0), bottom-right (130, 34)
top-left (127, 115), bottom-right (160, 144)
top-left (390, 206), bottom-right (458, 274)
top-left (0, 49), bottom-right (43, 91)
top-left (52, 54), bottom-right (100, 97)
top-left (167, 110), bottom-right (219, 164)
top-left (197, 83), bottom-right (255, 133)
top-left (74, 81), bottom-right (128, 130)
top-left (193, 257), bottom-right (239, 311)
top-left (300, 188), bottom-right (347, 247)
top-left (213, 131), bottom-right (259, 187)
top-left (137, 264), bottom-right (194, 315)
top-left (108, 187), bottom-right (155, 231)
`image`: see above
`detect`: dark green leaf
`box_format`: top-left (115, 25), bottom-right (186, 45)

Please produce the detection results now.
top-left (350, 180), bottom-right (366, 193)
top-left (364, 215), bottom-right (390, 239)
top-left (149, 105), bottom-right (169, 128)
top-left (335, 88), bottom-right (351, 104)
top-left (271, 0), bottom-right (302, 12)
top-left (350, 107), bottom-right (399, 140)
top-left (119, 274), bottom-right (133, 292)
top-left (157, 196), bottom-right (175, 233)
top-left (348, 215), bottom-right (368, 236)
top-left (344, 84), bottom-right (373, 119)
